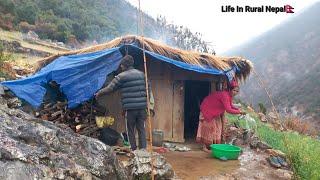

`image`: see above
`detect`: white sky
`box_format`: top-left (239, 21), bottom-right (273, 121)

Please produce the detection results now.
top-left (126, 0), bottom-right (318, 54)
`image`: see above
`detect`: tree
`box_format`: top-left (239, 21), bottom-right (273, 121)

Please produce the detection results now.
top-left (0, 0), bottom-right (15, 14)
top-left (0, 13), bottom-right (14, 30)
top-left (15, 2), bottom-right (38, 24)
top-left (19, 21), bottom-right (36, 33)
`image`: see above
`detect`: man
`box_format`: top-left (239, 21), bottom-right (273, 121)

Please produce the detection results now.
top-left (95, 55), bottom-right (150, 150)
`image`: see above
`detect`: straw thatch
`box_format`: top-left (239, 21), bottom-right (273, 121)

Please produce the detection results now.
top-left (36, 35), bottom-right (253, 80)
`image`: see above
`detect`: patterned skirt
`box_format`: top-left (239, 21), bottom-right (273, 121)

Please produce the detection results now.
top-left (196, 113), bottom-right (224, 146)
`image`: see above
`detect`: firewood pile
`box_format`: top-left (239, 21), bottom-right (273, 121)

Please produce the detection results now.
top-left (35, 100), bottom-right (107, 138)
top-left (1, 82), bottom-right (111, 138)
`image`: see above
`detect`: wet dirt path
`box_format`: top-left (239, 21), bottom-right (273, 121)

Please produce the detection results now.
top-left (163, 148), bottom-right (292, 180)
top-left (163, 151), bottom-right (239, 179)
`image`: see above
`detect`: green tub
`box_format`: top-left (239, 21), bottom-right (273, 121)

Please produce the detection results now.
top-left (210, 144), bottom-right (241, 160)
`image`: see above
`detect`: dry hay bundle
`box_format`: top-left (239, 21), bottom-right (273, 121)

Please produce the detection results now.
top-left (36, 35), bottom-right (253, 80)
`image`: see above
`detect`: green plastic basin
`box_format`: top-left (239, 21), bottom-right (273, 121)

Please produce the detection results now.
top-left (210, 144), bottom-right (241, 160)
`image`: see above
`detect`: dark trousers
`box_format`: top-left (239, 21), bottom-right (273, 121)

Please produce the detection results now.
top-left (126, 109), bottom-right (147, 150)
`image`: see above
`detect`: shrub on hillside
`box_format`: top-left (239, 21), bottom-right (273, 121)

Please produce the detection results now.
top-left (283, 117), bottom-right (317, 136)
top-left (0, 42), bottom-right (13, 78)
top-left (0, 13), bottom-right (14, 30)
top-left (19, 21), bottom-right (36, 33)
top-left (258, 103), bottom-right (267, 115)
top-left (0, 42), bottom-right (11, 64)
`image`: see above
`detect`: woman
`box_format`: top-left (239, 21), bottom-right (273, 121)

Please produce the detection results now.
top-left (196, 80), bottom-right (245, 152)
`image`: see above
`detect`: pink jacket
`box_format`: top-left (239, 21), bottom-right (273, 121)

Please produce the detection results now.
top-left (200, 91), bottom-right (241, 121)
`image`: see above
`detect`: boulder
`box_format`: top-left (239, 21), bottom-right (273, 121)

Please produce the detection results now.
top-left (258, 112), bottom-right (267, 122)
top-left (127, 150), bottom-right (174, 179)
top-left (0, 99), bottom-right (128, 180)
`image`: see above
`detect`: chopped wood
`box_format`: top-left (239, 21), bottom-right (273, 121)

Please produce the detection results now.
top-left (51, 110), bottom-right (63, 117)
top-left (37, 100), bottom-right (106, 138)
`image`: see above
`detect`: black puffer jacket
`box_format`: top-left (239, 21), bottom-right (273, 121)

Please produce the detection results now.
top-left (97, 67), bottom-right (149, 110)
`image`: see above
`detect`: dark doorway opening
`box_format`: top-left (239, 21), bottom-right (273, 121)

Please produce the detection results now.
top-left (184, 81), bottom-right (211, 140)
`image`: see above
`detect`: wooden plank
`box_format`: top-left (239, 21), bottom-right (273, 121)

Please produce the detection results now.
top-left (172, 80), bottom-right (185, 142)
top-left (211, 81), bottom-right (217, 92)
top-left (148, 59), bottom-right (165, 80)
top-left (151, 79), bottom-right (173, 141)
top-left (98, 91), bottom-right (125, 132)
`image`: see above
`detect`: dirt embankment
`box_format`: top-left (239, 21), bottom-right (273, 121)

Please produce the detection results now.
top-left (1, 39), bottom-right (51, 57)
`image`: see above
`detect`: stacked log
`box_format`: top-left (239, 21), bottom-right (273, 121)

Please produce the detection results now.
top-left (35, 100), bottom-right (106, 137)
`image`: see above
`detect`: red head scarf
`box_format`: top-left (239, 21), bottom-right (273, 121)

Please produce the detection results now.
top-left (230, 79), bottom-right (239, 89)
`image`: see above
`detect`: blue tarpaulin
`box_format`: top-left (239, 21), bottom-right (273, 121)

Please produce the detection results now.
top-left (1, 44), bottom-right (237, 108)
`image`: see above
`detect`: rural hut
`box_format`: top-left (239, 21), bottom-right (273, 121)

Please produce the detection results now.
top-left (2, 35), bottom-right (253, 142)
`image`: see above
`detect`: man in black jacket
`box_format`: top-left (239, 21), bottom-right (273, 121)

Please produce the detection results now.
top-left (95, 55), bottom-right (149, 150)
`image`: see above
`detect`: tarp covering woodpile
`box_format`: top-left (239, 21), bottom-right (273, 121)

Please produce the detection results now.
top-left (1, 35), bottom-right (253, 108)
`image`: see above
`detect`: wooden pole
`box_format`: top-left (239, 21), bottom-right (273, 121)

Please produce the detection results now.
top-left (252, 69), bottom-right (284, 130)
top-left (138, 1), bottom-right (154, 179)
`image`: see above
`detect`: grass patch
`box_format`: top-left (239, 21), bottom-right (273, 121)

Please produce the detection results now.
top-left (226, 113), bottom-right (320, 180)
top-left (11, 53), bottom-right (41, 67)
top-left (0, 29), bottom-right (68, 54)
top-left (0, 29), bottom-right (22, 42)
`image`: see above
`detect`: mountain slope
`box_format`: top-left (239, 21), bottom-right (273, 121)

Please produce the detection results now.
top-left (227, 2), bottom-right (320, 123)
top-left (0, 0), bottom-right (213, 53)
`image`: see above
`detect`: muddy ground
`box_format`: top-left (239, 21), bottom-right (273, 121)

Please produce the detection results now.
top-left (161, 142), bottom-right (293, 180)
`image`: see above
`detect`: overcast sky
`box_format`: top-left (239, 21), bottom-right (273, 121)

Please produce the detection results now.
top-left (126, 0), bottom-right (318, 54)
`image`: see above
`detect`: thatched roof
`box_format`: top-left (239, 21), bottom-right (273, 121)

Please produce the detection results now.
top-left (36, 35), bottom-right (253, 80)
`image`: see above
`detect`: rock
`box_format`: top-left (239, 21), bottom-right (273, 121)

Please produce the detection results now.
top-left (249, 136), bottom-right (260, 149)
top-left (6, 97), bottom-right (22, 108)
top-left (0, 102), bottom-right (128, 180)
top-left (26, 31), bottom-right (39, 40)
top-left (258, 112), bottom-right (267, 122)
top-left (175, 146), bottom-right (191, 152)
top-left (265, 149), bottom-right (286, 158)
top-left (268, 112), bottom-right (277, 119)
top-left (247, 106), bottom-right (255, 113)
top-left (249, 135), bottom-right (271, 150)
top-left (0, 85), bottom-right (5, 95)
top-left (257, 141), bottom-right (272, 150)
top-left (276, 169), bottom-right (293, 180)
top-left (57, 42), bottom-right (65, 46)
top-left (283, 172), bottom-right (293, 180)
top-left (243, 130), bottom-right (252, 144)
top-left (130, 150), bottom-right (174, 179)
top-left (234, 138), bottom-right (244, 146)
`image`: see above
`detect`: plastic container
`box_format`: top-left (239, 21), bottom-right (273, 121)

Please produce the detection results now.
top-left (152, 129), bottom-right (164, 147)
top-left (210, 144), bottom-right (241, 160)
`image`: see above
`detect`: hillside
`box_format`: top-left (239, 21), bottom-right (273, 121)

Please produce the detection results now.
top-left (0, 0), bottom-right (151, 42)
top-left (228, 3), bottom-right (320, 125)
top-left (227, 2), bottom-right (320, 125)
top-left (0, 0), bottom-right (212, 53)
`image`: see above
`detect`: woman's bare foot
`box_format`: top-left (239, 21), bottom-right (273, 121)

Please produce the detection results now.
top-left (202, 145), bottom-right (211, 153)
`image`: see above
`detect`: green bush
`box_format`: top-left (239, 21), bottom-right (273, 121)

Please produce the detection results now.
top-left (258, 102), bottom-right (267, 115)
top-left (0, 42), bottom-right (10, 64)
top-left (0, 42), bottom-right (12, 78)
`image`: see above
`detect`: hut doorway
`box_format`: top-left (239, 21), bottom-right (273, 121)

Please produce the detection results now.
top-left (184, 80), bottom-right (211, 140)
